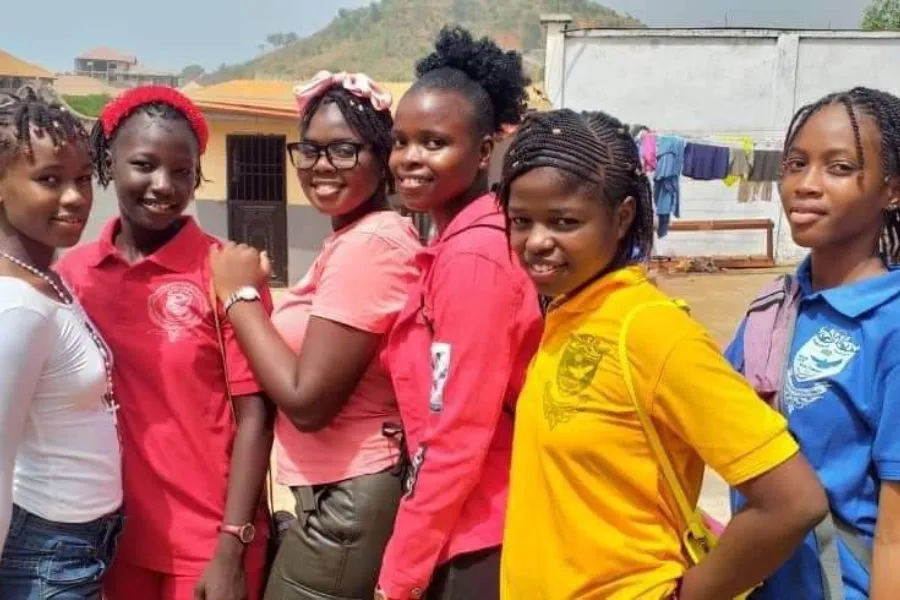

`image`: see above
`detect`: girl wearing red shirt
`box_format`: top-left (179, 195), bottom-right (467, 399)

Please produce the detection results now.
top-left (376, 27), bottom-right (543, 600)
top-left (56, 87), bottom-right (273, 600)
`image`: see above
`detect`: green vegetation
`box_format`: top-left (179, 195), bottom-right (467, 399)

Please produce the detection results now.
top-left (202, 0), bottom-right (642, 84)
top-left (63, 94), bottom-right (111, 118)
top-left (862, 0), bottom-right (900, 30)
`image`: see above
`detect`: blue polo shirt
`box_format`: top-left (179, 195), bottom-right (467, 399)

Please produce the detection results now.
top-left (726, 257), bottom-right (900, 600)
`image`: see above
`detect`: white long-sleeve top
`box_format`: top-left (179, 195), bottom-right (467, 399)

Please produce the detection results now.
top-left (0, 276), bottom-right (122, 549)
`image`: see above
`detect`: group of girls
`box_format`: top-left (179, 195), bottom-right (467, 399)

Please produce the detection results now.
top-left (0, 23), bottom-right (898, 600)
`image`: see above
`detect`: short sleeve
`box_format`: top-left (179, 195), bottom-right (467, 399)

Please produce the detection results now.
top-left (223, 284), bottom-right (274, 398)
top-left (724, 318), bottom-right (748, 373)
top-left (652, 332), bottom-right (798, 486)
top-left (311, 234), bottom-right (417, 334)
top-left (874, 364), bottom-right (900, 481)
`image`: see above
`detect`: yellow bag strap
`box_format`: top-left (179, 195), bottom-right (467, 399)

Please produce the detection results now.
top-left (617, 299), bottom-right (708, 541)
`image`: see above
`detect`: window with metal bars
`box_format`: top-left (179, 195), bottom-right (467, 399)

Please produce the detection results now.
top-left (226, 134), bottom-right (286, 203)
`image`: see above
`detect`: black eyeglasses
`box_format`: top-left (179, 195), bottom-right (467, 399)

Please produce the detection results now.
top-left (286, 141), bottom-right (367, 170)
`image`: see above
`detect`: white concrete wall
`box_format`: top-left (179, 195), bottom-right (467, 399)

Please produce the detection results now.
top-left (554, 29), bottom-right (900, 264)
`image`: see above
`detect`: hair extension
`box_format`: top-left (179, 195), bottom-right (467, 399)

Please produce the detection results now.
top-left (91, 86), bottom-right (208, 189)
top-left (498, 108), bottom-right (654, 273)
top-left (411, 26), bottom-right (530, 136)
top-left (299, 86), bottom-right (395, 193)
top-left (0, 86), bottom-right (89, 174)
top-left (783, 87), bottom-right (900, 263)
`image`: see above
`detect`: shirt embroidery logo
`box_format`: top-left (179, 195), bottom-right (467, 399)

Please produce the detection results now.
top-left (430, 342), bottom-right (451, 412)
top-left (147, 281), bottom-right (206, 342)
top-left (544, 334), bottom-right (609, 429)
top-left (784, 326), bottom-right (859, 413)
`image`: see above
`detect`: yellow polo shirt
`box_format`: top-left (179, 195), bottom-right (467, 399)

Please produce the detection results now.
top-left (500, 267), bottom-right (798, 600)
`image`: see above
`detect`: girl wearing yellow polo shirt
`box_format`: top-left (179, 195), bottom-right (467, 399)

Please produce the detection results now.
top-left (498, 109), bottom-right (828, 600)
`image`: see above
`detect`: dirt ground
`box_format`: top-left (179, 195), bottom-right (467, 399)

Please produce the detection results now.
top-left (270, 266), bottom-right (795, 521)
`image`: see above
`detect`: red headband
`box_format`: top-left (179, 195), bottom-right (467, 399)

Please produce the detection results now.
top-left (99, 86), bottom-right (209, 154)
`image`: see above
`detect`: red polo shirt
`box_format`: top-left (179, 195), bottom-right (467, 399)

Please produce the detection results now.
top-left (378, 194), bottom-right (543, 599)
top-left (56, 217), bottom-right (271, 576)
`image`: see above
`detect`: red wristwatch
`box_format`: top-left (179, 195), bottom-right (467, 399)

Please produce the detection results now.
top-left (218, 522), bottom-right (256, 544)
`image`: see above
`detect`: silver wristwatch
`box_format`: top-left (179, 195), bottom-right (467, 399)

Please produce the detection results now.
top-left (223, 286), bottom-right (261, 314)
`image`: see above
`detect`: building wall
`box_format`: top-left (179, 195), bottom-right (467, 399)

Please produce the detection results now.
top-left (197, 114), bottom-right (308, 206)
top-left (554, 29), bottom-right (900, 263)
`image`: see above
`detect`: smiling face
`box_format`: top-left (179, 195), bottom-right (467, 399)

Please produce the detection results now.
top-left (781, 102), bottom-right (899, 255)
top-left (506, 166), bottom-right (634, 297)
top-left (0, 129), bottom-right (93, 249)
top-left (109, 112), bottom-right (198, 233)
top-left (296, 101), bottom-right (382, 218)
top-left (389, 88), bottom-right (492, 217)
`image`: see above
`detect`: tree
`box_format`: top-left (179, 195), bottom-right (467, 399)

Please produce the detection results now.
top-left (180, 64), bottom-right (206, 81)
top-left (266, 32), bottom-right (285, 47)
top-left (284, 32), bottom-right (299, 44)
top-left (862, 0), bottom-right (900, 30)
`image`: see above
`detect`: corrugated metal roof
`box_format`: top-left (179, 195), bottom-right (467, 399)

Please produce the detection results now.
top-left (0, 49), bottom-right (53, 79)
top-left (76, 47), bottom-right (137, 63)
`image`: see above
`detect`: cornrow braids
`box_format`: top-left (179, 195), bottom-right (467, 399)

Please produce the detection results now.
top-left (91, 102), bottom-right (205, 189)
top-left (0, 86), bottom-right (89, 174)
top-left (300, 86), bottom-right (395, 193)
top-left (499, 108), bottom-right (654, 270)
top-left (412, 26), bottom-right (530, 135)
top-left (784, 87), bottom-right (900, 263)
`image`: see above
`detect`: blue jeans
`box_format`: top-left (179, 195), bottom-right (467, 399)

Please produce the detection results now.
top-left (0, 504), bottom-right (123, 599)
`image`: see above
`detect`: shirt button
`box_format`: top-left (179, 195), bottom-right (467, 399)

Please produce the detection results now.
top-left (411, 588), bottom-right (423, 599)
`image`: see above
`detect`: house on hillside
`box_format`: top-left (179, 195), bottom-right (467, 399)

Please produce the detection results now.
top-left (74, 47), bottom-right (179, 88)
top-left (0, 49), bottom-right (53, 94)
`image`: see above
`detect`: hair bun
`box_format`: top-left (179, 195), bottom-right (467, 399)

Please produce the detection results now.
top-left (416, 26), bottom-right (530, 130)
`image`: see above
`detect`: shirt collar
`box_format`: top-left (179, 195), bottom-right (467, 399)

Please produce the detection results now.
top-left (435, 193), bottom-right (500, 242)
top-left (796, 255), bottom-right (900, 318)
top-left (88, 216), bottom-right (207, 273)
top-left (551, 265), bottom-right (648, 315)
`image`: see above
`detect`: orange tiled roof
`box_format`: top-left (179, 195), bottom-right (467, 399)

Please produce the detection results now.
top-left (187, 79), bottom-right (549, 119)
top-left (0, 49), bottom-right (53, 79)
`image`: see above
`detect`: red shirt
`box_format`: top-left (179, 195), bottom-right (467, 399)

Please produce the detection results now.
top-left (56, 217), bottom-right (271, 575)
top-left (379, 194), bottom-right (543, 599)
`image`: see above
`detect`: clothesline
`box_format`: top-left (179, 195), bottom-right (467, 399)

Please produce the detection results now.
top-left (634, 129), bottom-right (783, 238)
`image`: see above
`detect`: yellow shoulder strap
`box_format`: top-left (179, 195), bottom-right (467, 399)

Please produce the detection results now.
top-left (617, 299), bottom-right (708, 541)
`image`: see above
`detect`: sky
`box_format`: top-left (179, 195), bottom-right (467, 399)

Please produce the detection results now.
top-left (2, 0), bottom-right (876, 75)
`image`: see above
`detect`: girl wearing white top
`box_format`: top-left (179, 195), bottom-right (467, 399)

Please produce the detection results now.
top-left (0, 88), bottom-right (122, 599)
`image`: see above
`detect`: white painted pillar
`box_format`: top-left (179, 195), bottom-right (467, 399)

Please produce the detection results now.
top-left (541, 14), bottom-right (573, 109)
top-left (771, 33), bottom-right (800, 129)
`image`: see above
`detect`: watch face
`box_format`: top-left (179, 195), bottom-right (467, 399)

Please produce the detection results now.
top-left (238, 287), bottom-right (260, 301)
top-left (239, 523), bottom-right (256, 544)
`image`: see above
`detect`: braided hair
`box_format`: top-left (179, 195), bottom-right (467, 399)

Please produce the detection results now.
top-left (499, 109), bottom-right (654, 271)
top-left (0, 86), bottom-right (89, 174)
top-left (411, 26), bottom-right (530, 136)
top-left (784, 87), bottom-right (900, 263)
top-left (300, 86), bottom-right (395, 193)
top-left (91, 102), bottom-right (205, 190)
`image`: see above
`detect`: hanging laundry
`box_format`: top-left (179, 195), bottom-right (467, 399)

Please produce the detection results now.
top-left (724, 145), bottom-right (754, 187)
top-left (640, 131), bottom-right (657, 173)
top-left (682, 142), bottom-right (730, 180)
top-left (749, 149), bottom-right (783, 182)
top-left (654, 136), bottom-right (685, 239)
top-left (738, 180), bottom-right (774, 203)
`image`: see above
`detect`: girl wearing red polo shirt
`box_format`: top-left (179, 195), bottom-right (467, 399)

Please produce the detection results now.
top-left (376, 27), bottom-right (543, 600)
top-left (56, 87), bottom-right (273, 600)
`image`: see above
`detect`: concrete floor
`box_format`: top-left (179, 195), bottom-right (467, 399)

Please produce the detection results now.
top-left (270, 267), bottom-right (794, 522)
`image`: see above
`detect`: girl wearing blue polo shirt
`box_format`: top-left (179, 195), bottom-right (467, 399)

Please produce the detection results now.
top-left (727, 87), bottom-right (900, 599)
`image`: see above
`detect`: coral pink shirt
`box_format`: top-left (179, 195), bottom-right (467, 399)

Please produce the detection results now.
top-left (378, 194), bottom-right (543, 599)
top-left (272, 210), bottom-right (421, 486)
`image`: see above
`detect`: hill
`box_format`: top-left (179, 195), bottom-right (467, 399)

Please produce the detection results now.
top-left (203, 0), bottom-right (642, 84)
